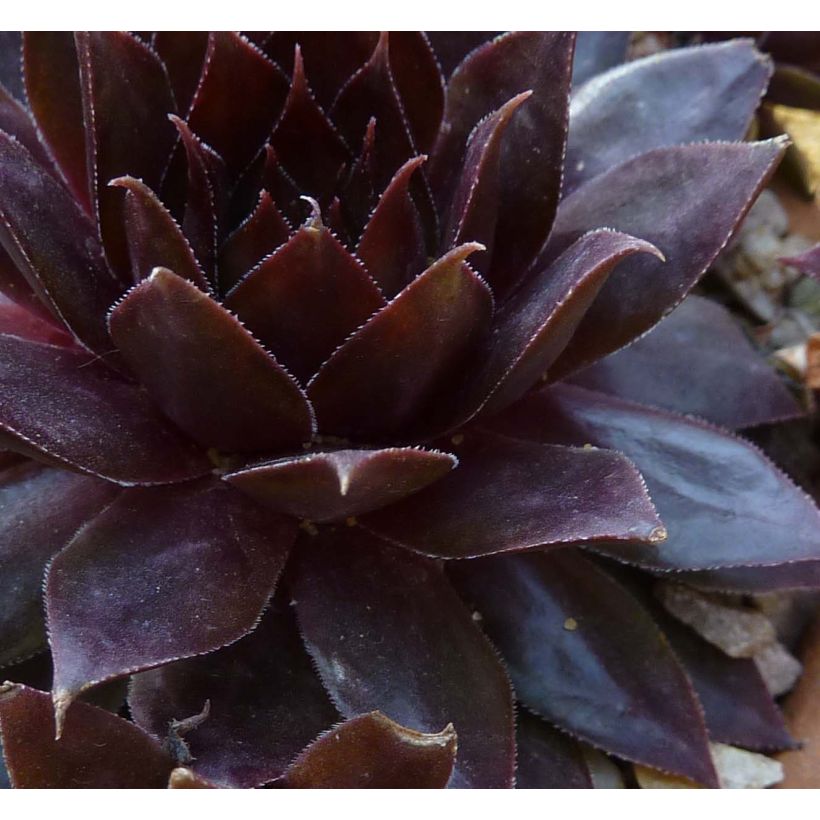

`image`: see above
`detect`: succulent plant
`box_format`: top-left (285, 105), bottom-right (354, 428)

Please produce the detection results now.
top-left (0, 31), bottom-right (818, 789)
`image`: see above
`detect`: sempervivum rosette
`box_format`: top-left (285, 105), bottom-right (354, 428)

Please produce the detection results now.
top-left (0, 32), bottom-right (817, 789)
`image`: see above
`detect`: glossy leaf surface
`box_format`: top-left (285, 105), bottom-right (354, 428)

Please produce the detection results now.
top-left (362, 431), bottom-right (662, 559)
top-left (570, 31), bottom-right (630, 87)
top-left (515, 711), bottom-right (593, 789)
top-left (109, 268), bottom-right (314, 452)
top-left (293, 528), bottom-right (516, 788)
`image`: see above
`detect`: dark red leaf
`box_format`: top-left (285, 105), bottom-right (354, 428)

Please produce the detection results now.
top-left (0, 246), bottom-right (53, 323)
top-left (0, 463), bottom-right (117, 667)
top-left (361, 431), bottom-right (662, 559)
top-left (109, 267), bottom-right (315, 453)
top-left (0, 333), bottom-right (209, 484)
top-left (565, 41), bottom-right (771, 193)
top-left (129, 600), bottom-right (338, 788)
top-left (486, 384), bottom-right (820, 572)
top-left (188, 33), bottom-right (288, 176)
top-left (110, 176), bottom-right (209, 290)
top-left (271, 46), bottom-right (349, 204)
top-left (278, 712), bottom-right (457, 788)
top-left (356, 156), bottom-right (427, 297)
top-left (388, 32), bottom-right (444, 154)
top-left (442, 92), bottom-right (532, 271)
top-left (23, 33), bottom-right (90, 212)
top-left (571, 295), bottom-right (801, 429)
top-left (225, 207), bottom-right (385, 383)
top-left (0, 683), bottom-right (173, 788)
top-left (46, 480), bottom-right (296, 731)
top-left (571, 31), bottom-right (630, 87)
top-left (225, 446), bottom-right (456, 522)
top-left (424, 32), bottom-right (500, 79)
top-left (432, 32), bottom-right (575, 292)
top-left (0, 32), bottom-right (23, 101)
top-left (75, 32), bottom-right (178, 276)
top-left (449, 550), bottom-right (718, 786)
top-left (543, 140), bottom-right (786, 379)
top-left (0, 293), bottom-right (73, 347)
top-left (515, 711), bottom-right (593, 789)
top-left (0, 131), bottom-right (121, 354)
top-left (463, 229), bottom-right (661, 421)
top-left (152, 32), bottom-right (209, 115)
top-left (338, 116), bottom-right (377, 238)
top-left (218, 190), bottom-right (290, 292)
top-left (307, 244), bottom-right (491, 441)
top-left (0, 82), bottom-right (55, 172)
top-left (330, 33), bottom-right (417, 191)
top-left (293, 527), bottom-right (516, 788)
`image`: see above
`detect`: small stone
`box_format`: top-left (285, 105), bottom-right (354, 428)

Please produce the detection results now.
top-left (753, 642), bottom-right (802, 697)
top-left (711, 743), bottom-right (783, 789)
top-left (656, 582), bottom-right (776, 658)
top-left (634, 765), bottom-right (701, 789)
top-left (580, 745), bottom-right (624, 788)
top-left (563, 617), bottom-right (578, 631)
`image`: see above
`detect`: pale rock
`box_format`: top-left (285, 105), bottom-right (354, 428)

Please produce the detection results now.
top-left (580, 745), bottom-right (625, 788)
top-left (753, 642), bottom-right (803, 697)
top-left (710, 743), bottom-right (783, 789)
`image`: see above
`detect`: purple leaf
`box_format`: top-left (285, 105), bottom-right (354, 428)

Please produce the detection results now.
top-left (361, 431), bottom-right (662, 559)
top-left (356, 155), bottom-right (428, 297)
top-left (225, 207), bottom-right (385, 383)
top-left (108, 267), bottom-right (315, 453)
top-left (464, 229), bottom-right (662, 421)
top-left (0, 293), bottom-right (73, 347)
top-left (571, 295), bottom-right (802, 429)
top-left (0, 333), bottom-right (210, 484)
top-left (543, 139), bottom-right (786, 378)
top-left (515, 711), bottom-right (593, 789)
top-left (129, 600), bottom-right (338, 788)
top-left (0, 463), bottom-right (117, 667)
top-left (782, 243), bottom-right (820, 279)
top-left (75, 32), bottom-right (178, 276)
top-left (277, 711), bottom-right (457, 788)
top-left (23, 33), bottom-right (90, 212)
top-left (449, 550), bottom-right (718, 786)
top-left (0, 683), bottom-right (174, 788)
top-left (680, 562), bottom-right (820, 594)
top-left (218, 190), bottom-right (290, 292)
top-left (46, 480), bottom-right (296, 729)
top-left (432, 32), bottom-right (575, 292)
top-left (188, 33), bottom-right (288, 176)
top-left (424, 32), bottom-right (500, 79)
top-left (0, 82), bottom-right (56, 172)
top-left (0, 246), bottom-right (53, 323)
top-left (565, 42), bottom-right (772, 193)
top-left (152, 32), bottom-right (209, 116)
top-left (293, 527), bottom-right (516, 788)
top-left (271, 46), bottom-right (349, 204)
top-left (571, 32), bottom-right (630, 87)
top-left (110, 176), bottom-right (210, 290)
top-left (0, 131), bottom-right (122, 354)
top-left (330, 33), bottom-right (417, 191)
top-left (486, 384), bottom-right (820, 572)
top-left (307, 244), bottom-right (492, 441)
top-left (0, 32), bottom-right (23, 101)
top-left (225, 446), bottom-right (456, 522)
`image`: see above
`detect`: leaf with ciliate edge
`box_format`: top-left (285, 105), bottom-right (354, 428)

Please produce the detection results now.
top-left (152, 32), bottom-right (209, 116)
top-left (225, 446), bottom-right (456, 522)
top-left (515, 710), bottom-right (593, 789)
top-left (293, 528), bottom-right (516, 788)
top-left (0, 132), bottom-right (122, 354)
top-left (218, 190), bottom-right (290, 292)
top-left (276, 712), bottom-right (457, 788)
top-left (109, 177), bottom-right (210, 290)
top-left (225, 211), bottom-right (385, 383)
top-left (0, 683), bottom-right (174, 788)
top-left (0, 333), bottom-right (210, 485)
top-left (541, 139), bottom-right (786, 379)
top-left (188, 33), bottom-right (288, 177)
top-left (46, 480), bottom-right (297, 729)
top-left (449, 550), bottom-right (718, 787)
top-left (0, 32), bottom-right (23, 100)
top-left (356, 156), bottom-right (428, 298)
top-left (307, 244), bottom-right (492, 441)
top-left (570, 31), bottom-right (630, 88)
top-left (0, 463), bottom-right (118, 667)
top-left (432, 32), bottom-right (575, 293)
top-left (0, 294), bottom-right (73, 347)
top-left (270, 46), bottom-right (349, 205)
top-left (485, 384), bottom-right (820, 572)
top-left (681, 561), bottom-right (820, 594)
top-left (361, 431), bottom-right (662, 560)
top-left (571, 295), bottom-right (802, 429)
top-left (23, 33), bottom-right (91, 212)
top-left (424, 32), bottom-right (499, 79)
top-left (565, 42), bottom-right (772, 193)
top-left (0, 83), bottom-right (57, 173)
top-left (109, 267), bottom-right (314, 453)
top-left (129, 600), bottom-right (338, 788)
top-left (463, 229), bottom-right (662, 421)
top-left (75, 32), bottom-right (178, 276)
